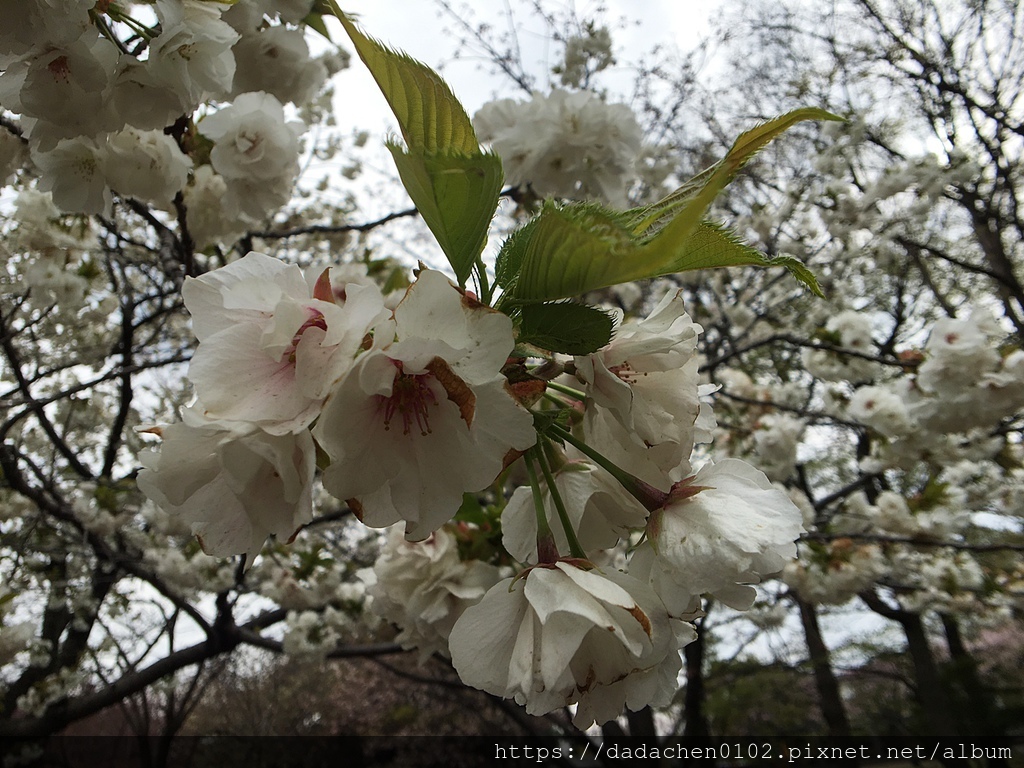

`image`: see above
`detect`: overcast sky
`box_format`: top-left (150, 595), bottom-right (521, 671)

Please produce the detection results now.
top-left (324, 1), bottom-right (719, 133)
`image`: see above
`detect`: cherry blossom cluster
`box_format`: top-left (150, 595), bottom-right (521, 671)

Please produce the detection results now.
top-left (135, 249), bottom-right (806, 725)
top-left (1, 2), bottom-right (810, 727)
top-left (474, 89), bottom-right (644, 206)
top-left (0, 0), bottom-right (328, 224)
top-left (725, 303), bottom-right (1024, 614)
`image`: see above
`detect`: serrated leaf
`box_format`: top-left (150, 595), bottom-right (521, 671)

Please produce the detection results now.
top-left (513, 204), bottom-right (644, 301)
top-left (518, 302), bottom-right (615, 355)
top-left (495, 218), bottom-right (540, 292)
top-left (667, 221), bottom-right (824, 297)
top-left (329, 7), bottom-right (478, 153)
top-left (507, 110), bottom-right (839, 300)
top-left (627, 108), bottom-right (843, 240)
top-left (642, 108), bottom-right (842, 261)
top-left (389, 146), bottom-right (503, 286)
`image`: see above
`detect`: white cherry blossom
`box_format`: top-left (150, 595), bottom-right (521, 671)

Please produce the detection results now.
top-left (231, 26), bottom-right (327, 106)
top-left (314, 269), bottom-right (536, 539)
top-left (369, 526), bottom-right (503, 660)
top-left (30, 136), bottom-right (110, 215)
top-left (474, 89), bottom-right (642, 205)
top-left (137, 414), bottom-right (316, 564)
top-left (449, 561), bottom-right (690, 727)
top-left (0, 31), bottom-right (120, 149)
top-left (576, 289), bottom-right (703, 490)
top-left (197, 91), bottom-right (304, 220)
top-left (148, 0), bottom-right (239, 112)
top-left (182, 251), bottom-right (387, 434)
top-left (630, 458), bottom-right (805, 615)
top-left (102, 127), bottom-right (193, 206)
top-left (501, 457), bottom-right (648, 564)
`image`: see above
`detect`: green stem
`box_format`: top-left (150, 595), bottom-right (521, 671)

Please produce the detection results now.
top-left (548, 423), bottom-right (667, 512)
top-left (525, 449), bottom-right (558, 563)
top-left (541, 391), bottom-right (574, 410)
top-left (91, 13), bottom-right (130, 54)
top-left (535, 441), bottom-right (587, 559)
top-left (475, 259), bottom-right (493, 305)
top-left (107, 8), bottom-right (155, 40)
top-left (545, 380), bottom-right (586, 400)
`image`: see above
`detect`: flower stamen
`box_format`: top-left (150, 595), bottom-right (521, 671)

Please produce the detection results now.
top-left (377, 362), bottom-right (439, 436)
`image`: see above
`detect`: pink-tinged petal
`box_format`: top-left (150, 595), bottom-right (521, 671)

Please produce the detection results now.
top-left (183, 252), bottom-right (386, 434)
top-left (314, 268), bottom-right (536, 539)
top-left (188, 323), bottom-right (319, 434)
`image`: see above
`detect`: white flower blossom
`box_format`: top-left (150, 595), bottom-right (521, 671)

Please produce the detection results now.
top-left (198, 91), bottom-right (304, 220)
top-left (182, 251), bottom-right (387, 434)
top-left (501, 457), bottom-right (648, 564)
top-left (450, 561), bottom-right (691, 727)
top-left (102, 127), bottom-right (193, 206)
top-left (231, 26), bottom-right (327, 106)
top-left (631, 459), bottom-right (805, 615)
top-left (576, 288), bottom-right (703, 490)
top-left (30, 136), bottom-right (111, 215)
top-left (370, 526), bottom-right (502, 660)
top-left (474, 89), bottom-right (642, 206)
top-left (314, 270), bottom-right (536, 540)
top-left (137, 415), bottom-right (316, 563)
top-left (148, 0), bottom-right (239, 112)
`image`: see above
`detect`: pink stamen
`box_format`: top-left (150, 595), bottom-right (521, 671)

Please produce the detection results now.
top-left (377, 362), bottom-right (439, 436)
top-left (609, 361), bottom-right (647, 384)
top-left (48, 55), bottom-right (72, 85)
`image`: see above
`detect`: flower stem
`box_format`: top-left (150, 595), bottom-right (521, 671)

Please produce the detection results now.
top-left (525, 449), bottom-right (559, 563)
top-left (547, 423), bottom-right (668, 512)
top-left (535, 441), bottom-right (587, 559)
top-left (545, 380), bottom-right (586, 401)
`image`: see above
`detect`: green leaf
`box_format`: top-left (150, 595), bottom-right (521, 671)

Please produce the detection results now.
top-left (389, 146), bottom-right (504, 286)
top-left (301, 12), bottom-right (333, 41)
top-left (624, 109), bottom-right (843, 238)
top-left (323, 4), bottom-right (503, 288)
top-left (494, 217), bottom-right (540, 293)
top-left (641, 108), bottom-right (842, 261)
top-left (330, 8), bottom-right (478, 153)
top-left (506, 109), bottom-right (840, 300)
top-left (665, 221), bottom-right (825, 297)
top-left (517, 302), bottom-right (615, 355)
top-left (453, 493), bottom-right (487, 526)
top-left (513, 203), bottom-right (643, 301)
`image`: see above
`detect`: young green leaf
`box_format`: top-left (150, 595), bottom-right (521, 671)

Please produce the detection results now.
top-left (513, 203), bottom-right (641, 301)
top-left (628, 108), bottom-right (843, 237)
top-left (329, 8), bottom-right (478, 153)
top-left (517, 302), bottom-right (615, 356)
top-left (301, 12), bottom-right (333, 41)
top-left (507, 109), bottom-right (839, 300)
top-left (324, 4), bottom-right (503, 288)
top-left (389, 146), bottom-right (504, 286)
top-left (664, 221), bottom-right (824, 297)
top-left (494, 217), bottom-right (540, 294)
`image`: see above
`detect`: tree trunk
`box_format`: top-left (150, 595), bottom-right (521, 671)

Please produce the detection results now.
top-left (860, 591), bottom-right (961, 744)
top-left (681, 619), bottom-right (712, 748)
top-left (795, 596), bottom-right (853, 743)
